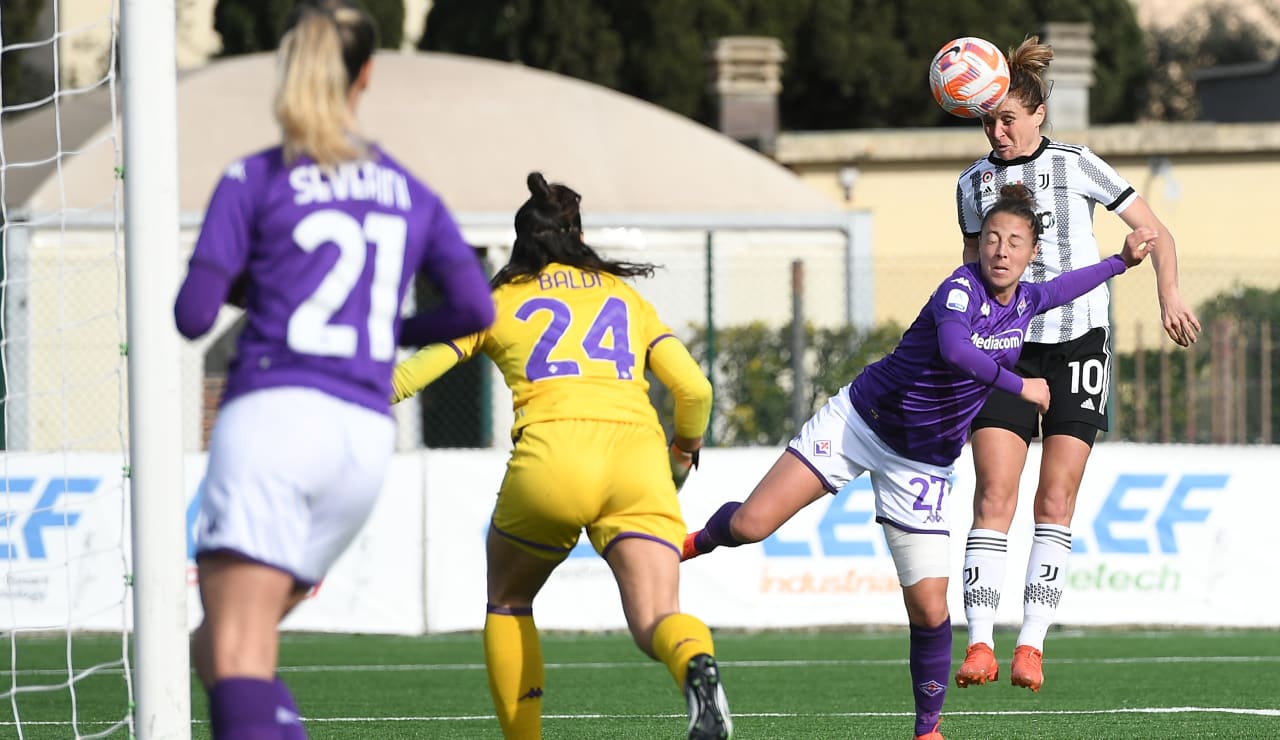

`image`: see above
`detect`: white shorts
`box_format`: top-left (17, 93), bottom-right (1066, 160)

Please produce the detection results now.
top-left (788, 388), bottom-right (954, 535)
top-left (195, 387), bottom-right (395, 586)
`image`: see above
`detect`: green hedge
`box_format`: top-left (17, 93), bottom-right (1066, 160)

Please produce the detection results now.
top-left (651, 321), bottom-right (903, 446)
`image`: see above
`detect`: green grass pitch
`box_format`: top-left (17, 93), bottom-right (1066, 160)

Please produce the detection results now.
top-left (3, 627), bottom-right (1278, 738)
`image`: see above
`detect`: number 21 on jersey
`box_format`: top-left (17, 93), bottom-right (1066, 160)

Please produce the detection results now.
top-left (287, 209), bottom-right (407, 363)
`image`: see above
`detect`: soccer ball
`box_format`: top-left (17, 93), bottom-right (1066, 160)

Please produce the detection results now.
top-left (929, 37), bottom-right (1010, 118)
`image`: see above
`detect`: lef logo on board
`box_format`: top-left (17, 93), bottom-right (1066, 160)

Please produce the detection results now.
top-left (1077, 474), bottom-right (1227, 555)
top-left (753, 472), bottom-right (1227, 559)
top-left (0, 477), bottom-right (102, 560)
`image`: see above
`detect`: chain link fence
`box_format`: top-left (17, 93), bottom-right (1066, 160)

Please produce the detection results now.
top-left (5, 211), bottom-right (1276, 452)
top-left (404, 215), bottom-right (864, 450)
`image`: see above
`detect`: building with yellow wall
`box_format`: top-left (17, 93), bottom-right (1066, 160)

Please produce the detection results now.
top-left (773, 122), bottom-right (1280, 353)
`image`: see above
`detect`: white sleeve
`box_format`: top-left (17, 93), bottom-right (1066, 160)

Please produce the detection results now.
top-left (1077, 147), bottom-right (1136, 213)
top-left (956, 175), bottom-right (983, 238)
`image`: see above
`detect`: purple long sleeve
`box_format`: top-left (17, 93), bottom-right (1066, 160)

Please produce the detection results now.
top-left (397, 199), bottom-right (495, 347)
top-left (937, 320), bottom-right (1024, 395)
top-left (398, 255), bottom-right (495, 346)
top-left (174, 261), bottom-right (235, 339)
top-left (1033, 255), bottom-right (1126, 311)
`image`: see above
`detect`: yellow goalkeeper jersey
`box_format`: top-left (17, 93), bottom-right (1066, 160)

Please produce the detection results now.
top-left (393, 263), bottom-right (711, 438)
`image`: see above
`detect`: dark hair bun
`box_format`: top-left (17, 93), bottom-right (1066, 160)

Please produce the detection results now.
top-left (526, 172), bottom-right (552, 204)
top-left (998, 182), bottom-right (1034, 206)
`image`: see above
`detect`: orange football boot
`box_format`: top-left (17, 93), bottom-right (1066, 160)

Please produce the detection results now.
top-left (954, 643), bottom-right (999, 687)
top-left (1010, 645), bottom-right (1044, 692)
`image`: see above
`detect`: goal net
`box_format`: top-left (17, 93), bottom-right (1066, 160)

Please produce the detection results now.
top-left (1, 1), bottom-right (189, 737)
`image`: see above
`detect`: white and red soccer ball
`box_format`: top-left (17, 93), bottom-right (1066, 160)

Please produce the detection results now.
top-left (929, 37), bottom-right (1010, 118)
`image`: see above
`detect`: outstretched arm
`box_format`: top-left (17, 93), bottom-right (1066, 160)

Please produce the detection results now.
top-left (1037, 255), bottom-right (1128, 310)
top-left (1035, 226), bottom-right (1153, 311)
top-left (1119, 197), bottom-right (1200, 346)
top-left (391, 342), bottom-right (463, 403)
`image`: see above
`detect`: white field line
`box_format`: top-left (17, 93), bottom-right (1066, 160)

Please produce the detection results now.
top-left (280, 707), bottom-right (1280, 721)
top-left (4, 654), bottom-right (1280, 678)
top-left (5, 706), bottom-right (1280, 728)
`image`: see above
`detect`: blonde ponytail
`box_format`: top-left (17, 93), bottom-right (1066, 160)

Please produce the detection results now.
top-left (274, 11), bottom-right (364, 167)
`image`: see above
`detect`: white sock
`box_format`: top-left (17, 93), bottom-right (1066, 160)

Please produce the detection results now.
top-left (962, 528), bottom-right (1007, 648)
top-left (1017, 523), bottom-right (1072, 651)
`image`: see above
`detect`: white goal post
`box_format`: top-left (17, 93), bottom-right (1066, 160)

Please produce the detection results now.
top-left (121, 0), bottom-right (190, 737)
top-left (0, 0), bottom-right (190, 735)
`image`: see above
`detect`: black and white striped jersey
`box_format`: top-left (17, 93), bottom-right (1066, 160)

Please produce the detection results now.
top-left (955, 137), bottom-right (1136, 344)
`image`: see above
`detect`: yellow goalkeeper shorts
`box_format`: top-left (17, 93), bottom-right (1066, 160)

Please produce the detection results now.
top-left (490, 419), bottom-right (685, 560)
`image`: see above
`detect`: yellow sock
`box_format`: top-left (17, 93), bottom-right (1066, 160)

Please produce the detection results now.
top-left (651, 612), bottom-right (715, 686)
top-left (484, 607), bottom-right (543, 739)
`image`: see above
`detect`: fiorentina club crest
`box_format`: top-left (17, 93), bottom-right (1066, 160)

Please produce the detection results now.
top-left (917, 680), bottom-right (946, 696)
top-left (814, 440), bottom-right (832, 457)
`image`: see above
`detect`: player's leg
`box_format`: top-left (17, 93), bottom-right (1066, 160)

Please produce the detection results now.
top-left (596, 424), bottom-right (730, 739)
top-left (906, 581), bottom-right (950, 740)
top-left (685, 451), bottom-right (828, 557)
top-left (874, 451), bottom-right (954, 740)
top-left (194, 557), bottom-right (293, 678)
top-left (883, 527), bottom-right (951, 740)
top-left (686, 391), bottom-right (860, 559)
top-left (605, 537), bottom-right (683, 659)
top-left (1013, 328), bottom-right (1110, 691)
top-left (483, 422), bottom-right (593, 739)
top-left (606, 537), bottom-right (730, 739)
top-left (191, 582), bottom-right (308, 690)
top-left (484, 529), bottom-right (562, 740)
top-left (957, 426), bottom-right (1027, 686)
top-left (1011, 431), bottom-right (1091, 691)
top-left (959, 375), bottom-right (1038, 687)
top-left (1010, 435), bottom-right (1089, 693)
top-left (265, 585), bottom-right (314, 740)
top-left (196, 555), bottom-right (298, 740)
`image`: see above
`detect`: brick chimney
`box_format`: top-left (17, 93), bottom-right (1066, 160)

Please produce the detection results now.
top-left (707, 37), bottom-right (786, 153)
top-left (1041, 23), bottom-right (1095, 131)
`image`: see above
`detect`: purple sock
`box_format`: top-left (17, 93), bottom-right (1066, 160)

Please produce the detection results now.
top-left (273, 678), bottom-right (308, 740)
top-left (909, 618), bottom-right (952, 736)
top-left (208, 677), bottom-right (292, 740)
top-left (695, 501), bottom-right (744, 553)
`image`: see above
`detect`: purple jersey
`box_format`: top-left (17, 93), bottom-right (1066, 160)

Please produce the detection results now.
top-left (849, 258), bottom-right (1126, 466)
top-left (176, 145), bottom-right (493, 414)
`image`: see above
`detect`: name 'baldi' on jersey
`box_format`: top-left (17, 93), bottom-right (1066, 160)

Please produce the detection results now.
top-left (443, 263), bottom-right (684, 435)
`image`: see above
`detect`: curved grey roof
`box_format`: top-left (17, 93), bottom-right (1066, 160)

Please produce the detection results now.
top-left (7, 51), bottom-right (840, 217)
